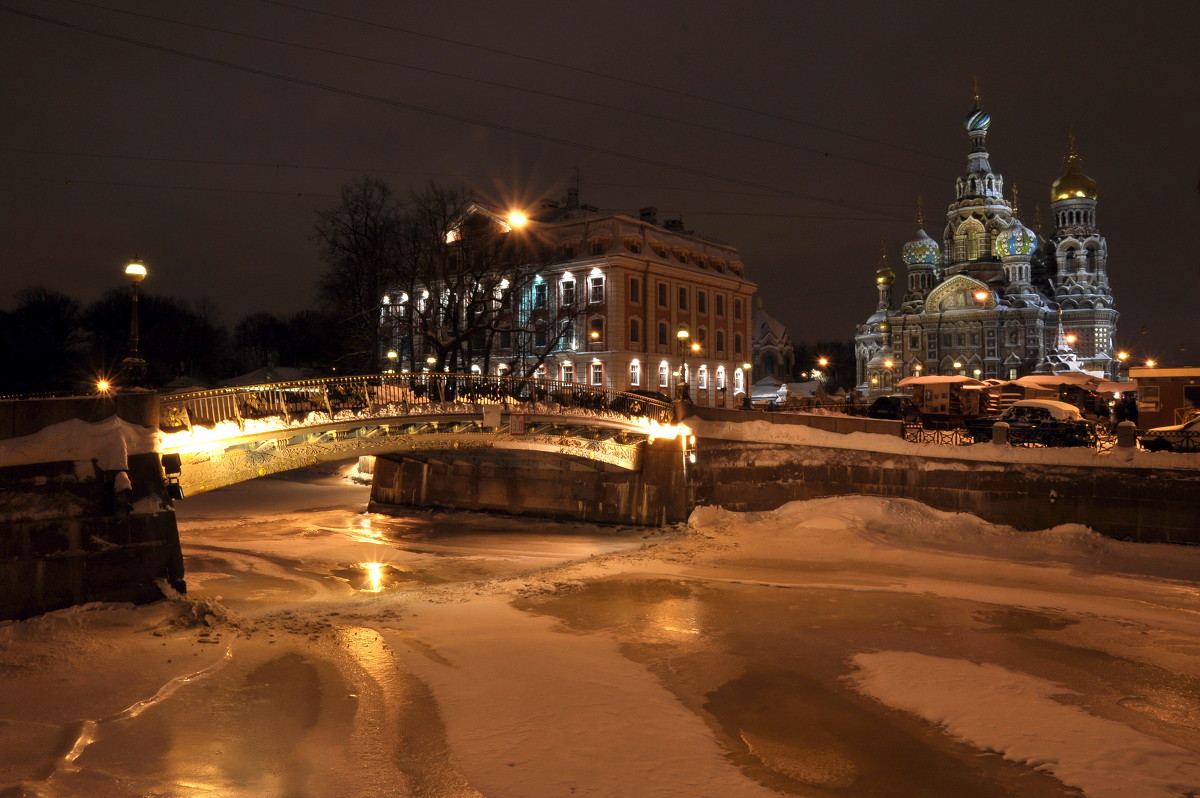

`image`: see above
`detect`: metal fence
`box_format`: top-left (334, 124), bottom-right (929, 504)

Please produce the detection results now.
top-left (159, 372), bottom-right (675, 432)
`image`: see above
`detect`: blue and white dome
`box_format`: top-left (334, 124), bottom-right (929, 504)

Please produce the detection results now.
top-left (902, 229), bottom-right (940, 266)
top-left (997, 219), bottom-right (1038, 258)
top-left (965, 107), bottom-right (991, 132)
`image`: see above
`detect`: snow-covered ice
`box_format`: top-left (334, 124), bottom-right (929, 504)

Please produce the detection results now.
top-left (1, 463), bottom-right (1198, 797)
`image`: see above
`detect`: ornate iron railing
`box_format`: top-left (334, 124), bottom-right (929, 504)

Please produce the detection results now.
top-left (159, 372), bottom-right (675, 432)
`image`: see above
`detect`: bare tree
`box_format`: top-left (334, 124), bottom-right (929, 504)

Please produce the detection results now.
top-left (314, 177), bottom-right (404, 373)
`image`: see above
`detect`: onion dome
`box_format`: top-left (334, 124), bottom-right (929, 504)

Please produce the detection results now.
top-left (1051, 157), bottom-right (1098, 201)
top-left (997, 219), bottom-right (1038, 257)
top-left (902, 229), bottom-right (940, 266)
top-left (875, 247), bottom-right (895, 286)
top-left (1051, 131), bottom-right (1098, 201)
top-left (965, 106), bottom-right (991, 132)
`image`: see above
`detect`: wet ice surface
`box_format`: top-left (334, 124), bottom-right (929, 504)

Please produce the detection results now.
top-left (1, 464), bottom-right (1199, 797)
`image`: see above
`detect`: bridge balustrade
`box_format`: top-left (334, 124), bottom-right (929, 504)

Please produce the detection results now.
top-left (159, 373), bottom-right (674, 432)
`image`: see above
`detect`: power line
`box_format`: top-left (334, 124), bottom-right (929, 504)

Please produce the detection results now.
top-left (257, 0), bottom-right (956, 165)
top-left (1, 173), bottom-right (338, 198)
top-left (52, 0), bottom-right (946, 185)
top-left (0, 4), bottom-right (904, 221)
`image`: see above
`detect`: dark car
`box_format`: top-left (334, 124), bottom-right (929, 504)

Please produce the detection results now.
top-left (867, 395), bottom-right (921, 424)
top-left (1138, 416), bottom-right (1200, 453)
top-left (968, 399), bottom-right (1095, 447)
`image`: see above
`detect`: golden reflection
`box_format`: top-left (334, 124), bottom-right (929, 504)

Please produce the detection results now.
top-left (362, 562), bottom-right (385, 593)
top-left (649, 596), bottom-right (702, 637)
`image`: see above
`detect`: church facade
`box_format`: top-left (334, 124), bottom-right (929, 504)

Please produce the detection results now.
top-left (855, 101), bottom-right (1118, 394)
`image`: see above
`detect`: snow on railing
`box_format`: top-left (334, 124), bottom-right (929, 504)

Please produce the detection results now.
top-left (159, 372), bottom-right (675, 434)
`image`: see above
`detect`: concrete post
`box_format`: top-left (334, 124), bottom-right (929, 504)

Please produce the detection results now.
top-left (992, 421), bottom-right (1009, 446)
top-left (1116, 420), bottom-right (1137, 449)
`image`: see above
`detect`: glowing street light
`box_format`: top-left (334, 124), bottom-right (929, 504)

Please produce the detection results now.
top-left (742, 361), bottom-right (753, 409)
top-left (386, 350), bottom-right (398, 373)
top-left (676, 327), bottom-right (691, 400)
top-left (1145, 359), bottom-right (1157, 368)
top-left (507, 211), bottom-right (528, 229)
top-left (121, 256), bottom-right (148, 386)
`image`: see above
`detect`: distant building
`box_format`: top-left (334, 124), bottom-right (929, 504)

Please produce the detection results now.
top-left (752, 302), bottom-right (795, 382)
top-left (382, 190), bottom-right (757, 407)
top-left (855, 98), bottom-right (1119, 395)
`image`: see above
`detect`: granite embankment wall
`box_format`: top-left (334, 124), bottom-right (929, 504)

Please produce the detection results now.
top-left (684, 406), bottom-right (1200, 545)
top-left (368, 436), bottom-right (691, 525)
top-left (0, 394), bottom-right (186, 621)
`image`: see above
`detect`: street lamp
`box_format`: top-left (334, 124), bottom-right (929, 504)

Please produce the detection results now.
top-left (122, 256), bottom-right (148, 386)
top-left (386, 350), bottom-right (398, 373)
top-left (676, 327), bottom-right (691, 400)
top-left (425, 354), bottom-right (437, 371)
top-left (742, 361), bottom-right (753, 409)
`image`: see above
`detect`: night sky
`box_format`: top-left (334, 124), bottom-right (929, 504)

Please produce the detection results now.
top-left (2, 1), bottom-right (1196, 366)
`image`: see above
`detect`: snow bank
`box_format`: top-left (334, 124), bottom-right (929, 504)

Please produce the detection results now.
top-left (0, 416), bottom-right (158, 471)
top-left (849, 651), bottom-right (1200, 797)
top-left (687, 416), bottom-right (1200, 470)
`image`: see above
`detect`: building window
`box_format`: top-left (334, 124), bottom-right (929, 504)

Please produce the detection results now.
top-left (734, 298), bottom-right (743, 320)
top-left (716, 365), bottom-right (726, 390)
top-left (629, 277), bottom-right (641, 304)
top-left (532, 282), bottom-right (547, 310)
top-left (734, 332), bottom-right (743, 355)
top-left (590, 362), bottom-right (604, 386)
top-left (630, 361), bottom-right (641, 387)
top-left (715, 330), bottom-right (725, 353)
top-left (535, 364), bottom-right (547, 380)
top-left (716, 294), bottom-right (725, 317)
top-left (534, 321), bottom-right (548, 348)
top-left (734, 368), bottom-right (744, 393)
top-left (698, 365), bottom-right (708, 389)
top-left (698, 290), bottom-right (707, 314)
top-left (657, 282), bottom-right (668, 307)
top-left (630, 317), bottom-right (641, 344)
top-left (561, 279), bottom-right (576, 307)
top-left (658, 362), bottom-right (669, 388)
top-left (588, 317), bottom-right (604, 344)
top-left (588, 274), bottom-right (605, 303)
top-left (678, 287), bottom-right (688, 311)
top-left (561, 362), bottom-right (574, 382)
top-left (590, 240), bottom-right (606, 256)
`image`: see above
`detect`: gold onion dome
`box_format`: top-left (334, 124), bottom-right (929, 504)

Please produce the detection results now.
top-left (1052, 134), bottom-right (1098, 201)
top-left (875, 258), bottom-right (896, 286)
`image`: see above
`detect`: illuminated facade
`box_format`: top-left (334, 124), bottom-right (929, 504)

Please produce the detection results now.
top-left (384, 191), bottom-right (757, 408)
top-left (855, 101), bottom-right (1119, 394)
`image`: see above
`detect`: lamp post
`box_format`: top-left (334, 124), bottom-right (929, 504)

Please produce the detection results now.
top-left (742, 361), bottom-right (753, 409)
top-left (386, 350), bottom-right (398, 374)
top-left (122, 257), bottom-right (148, 386)
top-left (676, 327), bottom-right (691, 400)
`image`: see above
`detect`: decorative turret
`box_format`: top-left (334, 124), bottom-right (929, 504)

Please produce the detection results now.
top-left (901, 198), bottom-right (939, 313)
top-left (955, 85), bottom-right (1004, 202)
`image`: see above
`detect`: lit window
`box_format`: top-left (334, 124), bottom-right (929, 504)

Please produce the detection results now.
top-left (716, 366), bottom-right (726, 390)
top-left (561, 362), bottom-right (574, 382)
top-left (658, 363), bottom-right (669, 388)
top-left (698, 365), bottom-right (708, 389)
top-left (588, 275), bottom-right (605, 303)
top-left (590, 362), bottom-right (604, 385)
top-left (630, 361), bottom-right (641, 387)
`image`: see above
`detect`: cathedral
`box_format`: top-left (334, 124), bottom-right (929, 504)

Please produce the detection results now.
top-left (855, 98), bottom-right (1118, 394)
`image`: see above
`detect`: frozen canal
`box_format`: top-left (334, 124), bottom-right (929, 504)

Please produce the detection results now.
top-left (2, 463), bottom-right (1200, 797)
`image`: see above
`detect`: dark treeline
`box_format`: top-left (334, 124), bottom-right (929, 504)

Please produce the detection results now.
top-left (0, 285), bottom-right (343, 395)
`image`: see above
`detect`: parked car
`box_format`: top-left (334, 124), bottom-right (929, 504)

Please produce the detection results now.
top-left (867, 394), bottom-right (922, 424)
top-left (1138, 415), bottom-right (1200, 452)
top-left (966, 399), bottom-right (1095, 447)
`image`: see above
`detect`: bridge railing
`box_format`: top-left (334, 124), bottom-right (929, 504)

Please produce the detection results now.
top-left (159, 373), bottom-right (675, 432)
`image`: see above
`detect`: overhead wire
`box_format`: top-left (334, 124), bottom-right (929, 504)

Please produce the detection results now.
top-left (0, 3), bottom-right (907, 222)
top-left (50, 0), bottom-right (946, 185)
top-left (256, 0), bottom-right (956, 165)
